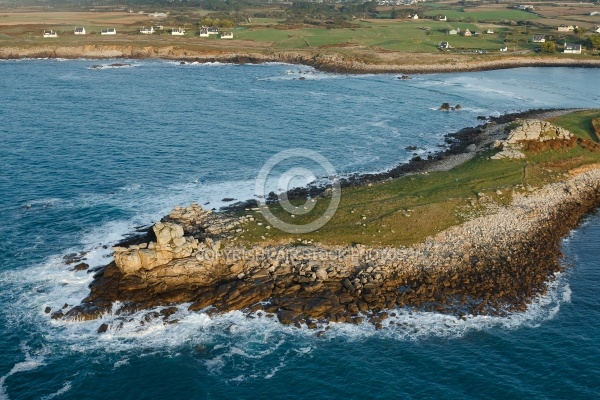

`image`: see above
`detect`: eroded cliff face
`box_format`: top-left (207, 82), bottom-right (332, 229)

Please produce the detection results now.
top-left (2, 44), bottom-right (600, 73)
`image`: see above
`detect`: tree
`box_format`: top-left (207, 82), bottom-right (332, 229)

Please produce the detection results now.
top-left (574, 27), bottom-right (586, 37)
top-left (587, 35), bottom-right (600, 50)
top-left (540, 41), bottom-right (556, 53)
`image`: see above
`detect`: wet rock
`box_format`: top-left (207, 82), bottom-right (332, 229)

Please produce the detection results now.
top-left (97, 323), bottom-right (109, 334)
top-left (50, 310), bottom-right (63, 319)
top-left (72, 262), bottom-right (89, 271)
top-left (277, 310), bottom-right (297, 325)
top-left (160, 307), bottom-right (178, 319)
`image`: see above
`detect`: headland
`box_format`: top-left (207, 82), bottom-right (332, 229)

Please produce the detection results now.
top-left (54, 108), bottom-right (600, 330)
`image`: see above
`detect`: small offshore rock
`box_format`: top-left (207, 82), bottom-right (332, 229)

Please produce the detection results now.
top-left (72, 262), bottom-right (89, 271)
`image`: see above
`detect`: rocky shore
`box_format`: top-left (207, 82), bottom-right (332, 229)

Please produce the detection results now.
top-left (58, 114), bottom-right (600, 330)
top-left (1, 44), bottom-right (600, 74)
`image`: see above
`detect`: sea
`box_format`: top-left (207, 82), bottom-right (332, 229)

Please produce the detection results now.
top-left (0, 59), bottom-right (599, 399)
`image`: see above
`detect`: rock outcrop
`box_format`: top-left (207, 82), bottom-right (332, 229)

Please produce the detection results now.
top-left (492, 119), bottom-right (574, 159)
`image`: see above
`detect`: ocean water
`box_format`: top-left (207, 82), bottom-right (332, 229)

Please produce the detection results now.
top-left (0, 59), bottom-right (599, 399)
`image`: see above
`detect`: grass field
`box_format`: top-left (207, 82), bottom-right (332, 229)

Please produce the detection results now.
top-left (424, 8), bottom-right (540, 22)
top-left (236, 21), bottom-right (506, 52)
top-left (551, 109), bottom-right (600, 142)
top-left (236, 111), bottom-right (600, 247)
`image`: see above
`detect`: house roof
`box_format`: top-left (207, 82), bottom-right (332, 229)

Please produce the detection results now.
top-left (564, 43), bottom-right (581, 50)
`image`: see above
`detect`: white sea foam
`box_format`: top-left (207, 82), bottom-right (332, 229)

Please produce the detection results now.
top-left (0, 239), bottom-right (574, 384)
top-left (0, 347), bottom-right (46, 400)
top-left (40, 381), bottom-right (72, 400)
top-left (113, 358), bottom-right (130, 369)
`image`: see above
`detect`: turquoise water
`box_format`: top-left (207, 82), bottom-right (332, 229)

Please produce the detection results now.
top-left (0, 60), bottom-right (599, 399)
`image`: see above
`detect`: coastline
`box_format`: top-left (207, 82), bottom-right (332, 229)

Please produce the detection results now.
top-left (56, 109), bottom-right (600, 330)
top-left (2, 44), bottom-right (600, 74)
top-left (224, 108), bottom-right (575, 211)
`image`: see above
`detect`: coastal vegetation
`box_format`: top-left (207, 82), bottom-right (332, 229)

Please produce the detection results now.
top-left (236, 110), bottom-right (600, 247)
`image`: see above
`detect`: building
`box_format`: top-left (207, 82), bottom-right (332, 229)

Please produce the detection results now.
top-left (500, 46), bottom-right (508, 52)
top-left (594, 26), bottom-right (600, 34)
top-left (140, 26), bottom-right (154, 34)
top-left (411, 14), bottom-right (419, 20)
top-left (148, 12), bottom-right (167, 18)
top-left (438, 15), bottom-right (447, 22)
top-left (199, 27), bottom-right (209, 37)
top-left (220, 32), bottom-right (233, 39)
top-left (207, 26), bottom-right (219, 35)
top-left (74, 27), bottom-right (86, 35)
top-left (590, 11), bottom-right (600, 16)
top-left (462, 29), bottom-right (472, 37)
top-left (563, 43), bottom-right (582, 54)
top-left (557, 25), bottom-right (576, 32)
top-left (532, 35), bottom-right (546, 43)
top-left (101, 28), bottom-right (117, 35)
top-left (171, 28), bottom-right (185, 36)
top-left (486, 29), bottom-right (494, 34)
top-left (439, 41), bottom-right (450, 49)
top-left (43, 30), bottom-right (58, 38)
top-left (448, 29), bottom-right (458, 35)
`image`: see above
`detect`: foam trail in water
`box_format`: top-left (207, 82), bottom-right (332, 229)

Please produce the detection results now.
top-left (40, 382), bottom-right (72, 400)
top-left (0, 347), bottom-right (46, 400)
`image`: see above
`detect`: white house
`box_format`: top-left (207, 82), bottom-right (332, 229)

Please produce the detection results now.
top-left (462, 29), bottom-right (472, 37)
top-left (590, 11), bottom-right (600, 16)
top-left (220, 32), bottom-right (233, 39)
top-left (171, 28), bottom-right (185, 36)
top-left (74, 27), bottom-right (86, 35)
top-left (439, 41), bottom-right (450, 49)
top-left (207, 26), bottom-right (219, 35)
top-left (411, 14), bottom-right (419, 20)
top-left (199, 28), bottom-right (209, 37)
top-left (101, 28), bottom-right (116, 35)
top-left (500, 46), bottom-right (508, 52)
top-left (594, 26), bottom-right (600, 33)
top-left (438, 15), bottom-right (447, 22)
top-left (486, 29), bottom-right (494, 34)
top-left (43, 30), bottom-right (58, 38)
top-left (564, 43), bottom-right (582, 54)
top-left (140, 26), bottom-right (154, 34)
top-left (448, 29), bottom-right (458, 35)
top-left (532, 35), bottom-right (545, 43)
top-left (557, 25), bottom-right (575, 32)
top-left (148, 12), bottom-right (167, 18)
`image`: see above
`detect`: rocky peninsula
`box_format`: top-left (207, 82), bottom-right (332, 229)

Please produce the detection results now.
top-left (58, 112), bottom-right (600, 329)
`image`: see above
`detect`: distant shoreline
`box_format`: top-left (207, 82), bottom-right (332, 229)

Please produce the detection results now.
top-left (2, 44), bottom-right (600, 74)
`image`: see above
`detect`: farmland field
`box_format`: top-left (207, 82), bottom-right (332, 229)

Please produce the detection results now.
top-left (236, 21), bottom-right (506, 52)
top-left (424, 8), bottom-right (540, 21)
